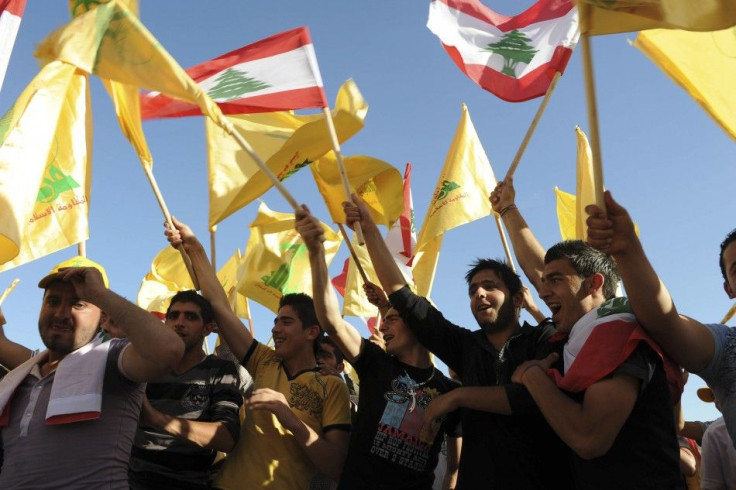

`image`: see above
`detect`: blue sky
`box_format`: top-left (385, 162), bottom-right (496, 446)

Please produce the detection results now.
top-left (1, 1), bottom-right (733, 423)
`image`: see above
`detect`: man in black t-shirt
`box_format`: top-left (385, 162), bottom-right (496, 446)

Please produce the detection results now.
top-left (297, 207), bottom-right (458, 490)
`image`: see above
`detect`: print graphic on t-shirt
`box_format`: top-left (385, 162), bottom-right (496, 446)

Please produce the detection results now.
top-left (370, 373), bottom-right (442, 472)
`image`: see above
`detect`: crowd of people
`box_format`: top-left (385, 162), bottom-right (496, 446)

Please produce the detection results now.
top-left (0, 178), bottom-right (733, 489)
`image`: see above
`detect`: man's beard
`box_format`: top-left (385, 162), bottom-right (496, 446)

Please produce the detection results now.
top-left (477, 297), bottom-right (516, 336)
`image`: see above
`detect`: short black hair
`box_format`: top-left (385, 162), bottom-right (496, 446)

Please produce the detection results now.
top-left (317, 336), bottom-right (345, 364)
top-left (278, 293), bottom-right (324, 357)
top-left (167, 290), bottom-right (215, 325)
top-left (720, 229), bottom-right (736, 282)
top-left (544, 240), bottom-right (619, 300)
top-left (465, 258), bottom-right (522, 297)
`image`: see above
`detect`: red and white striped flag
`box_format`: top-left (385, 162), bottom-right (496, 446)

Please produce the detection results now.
top-left (384, 162), bottom-right (416, 280)
top-left (140, 26), bottom-right (327, 119)
top-left (0, 0), bottom-right (26, 93)
top-left (427, 0), bottom-right (579, 102)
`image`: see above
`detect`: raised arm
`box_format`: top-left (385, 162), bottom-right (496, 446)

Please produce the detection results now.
top-left (295, 205), bottom-right (363, 363)
top-left (165, 218), bottom-right (254, 361)
top-left (59, 267), bottom-right (183, 382)
top-left (585, 191), bottom-right (715, 372)
top-left (343, 195), bottom-right (408, 295)
top-left (490, 177), bottom-right (547, 292)
top-left (0, 307), bottom-right (34, 369)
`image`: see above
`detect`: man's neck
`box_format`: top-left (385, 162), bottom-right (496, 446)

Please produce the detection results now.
top-left (41, 353), bottom-right (63, 377)
top-left (485, 321), bottom-right (522, 351)
top-left (397, 344), bottom-right (433, 369)
top-left (282, 350), bottom-right (318, 376)
top-left (175, 345), bottom-right (206, 374)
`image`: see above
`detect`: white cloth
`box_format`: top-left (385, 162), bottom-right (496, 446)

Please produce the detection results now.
top-left (701, 417), bottom-right (736, 490)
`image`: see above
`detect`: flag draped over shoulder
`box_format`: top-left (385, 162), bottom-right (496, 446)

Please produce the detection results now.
top-left (35, 0), bottom-right (228, 128)
top-left (238, 203), bottom-right (342, 313)
top-left (311, 151), bottom-right (403, 227)
top-left (427, 0), bottom-right (579, 102)
top-left (0, 0), bottom-right (27, 93)
top-left (412, 104), bottom-right (497, 297)
top-left (634, 27), bottom-right (736, 142)
top-left (141, 27), bottom-right (327, 119)
top-left (576, 0), bottom-right (736, 36)
top-left (207, 79), bottom-right (367, 227)
top-left (0, 61), bottom-right (91, 269)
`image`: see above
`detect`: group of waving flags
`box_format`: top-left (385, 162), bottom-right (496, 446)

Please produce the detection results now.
top-left (1, 0), bottom-right (735, 327)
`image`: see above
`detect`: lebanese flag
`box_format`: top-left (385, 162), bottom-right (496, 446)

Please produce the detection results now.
top-left (427, 0), bottom-right (579, 102)
top-left (384, 162), bottom-right (417, 277)
top-left (140, 26), bottom-right (327, 119)
top-left (548, 298), bottom-right (684, 404)
top-left (0, 0), bottom-right (26, 93)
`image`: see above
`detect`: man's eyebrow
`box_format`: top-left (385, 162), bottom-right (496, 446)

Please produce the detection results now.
top-left (541, 272), bottom-right (564, 281)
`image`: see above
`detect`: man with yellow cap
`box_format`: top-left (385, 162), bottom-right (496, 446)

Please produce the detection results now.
top-left (0, 256), bottom-right (184, 489)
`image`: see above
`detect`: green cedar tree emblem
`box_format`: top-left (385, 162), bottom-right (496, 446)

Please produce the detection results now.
top-left (36, 164), bottom-right (80, 204)
top-left (70, 0), bottom-right (104, 17)
top-left (435, 180), bottom-right (460, 201)
top-left (207, 68), bottom-right (271, 101)
top-left (261, 243), bottom-right (306, 293)
top-left (484, 30), bottom-right (539, 78)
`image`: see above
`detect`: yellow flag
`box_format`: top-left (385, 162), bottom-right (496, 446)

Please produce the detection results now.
top-left (412, 104), bottom-right (497, 297)
top-left (137, 246), bottom-right (194, 314)
top-left (341, 236), bottom-right (381, 319)
top-left (634, 27), bottom-right (736, 142)
top-left (554, 187), bottom-right (578, 241)
top-left (577, 0), bottom-right (736, 35)
top-left (311, 151), bottom-right (403, 227)
top-left (237, 203), bottom-right (342, 313)
top-left (0, 62), bottom-right (91, 268)
top-left (36, 0), bottom-right (226, 128)
top-left (218, 249), bottom-right (251, 320)
top-left (207, 79), bottom-right (367, 227)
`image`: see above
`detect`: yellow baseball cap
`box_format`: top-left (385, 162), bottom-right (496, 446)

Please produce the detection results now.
top-left (38, 256), bottom-right (109, 289)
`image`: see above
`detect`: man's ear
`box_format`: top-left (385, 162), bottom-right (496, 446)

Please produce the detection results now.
top-left (588, 273), bottom-right (605, 295)
top-left (99, 311), bottom-right (109, 329)
top-left (512, 290), bottom-right (524, 309)
top-left (724, 280), bottom-right (735, 300)
top-left (305, 324), bottom-right (321, 341)
top-left (203, 321), bottom-right (216, 337)
top-left (336, 361), bottom-right (345, 374)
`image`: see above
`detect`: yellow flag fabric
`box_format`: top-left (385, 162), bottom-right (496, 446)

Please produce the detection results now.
top-left (554, 187), bottom-right (578, 241)
top-left (311, 151), bottom-right (403, 227)
top-left (573, 126), bottom-right (599, 240)
top-left (341, 235), bottom-right (381, 319)
top-left (238, 203), bottom-right (342, 313)
top-left (0, 61), bottom-right (91, 268)
top-left (36, 0), bottom-right (227, 128)
top-left (412, 104), bottom-right (497, 297)
top-left (634, 27), bottom-right (736, 142)
top-left (218, 249), bottom-right (251, 319)
top-left (577, 0), bottom-right (736, 35)
top-left (207, 80), bottom-right (367, 227)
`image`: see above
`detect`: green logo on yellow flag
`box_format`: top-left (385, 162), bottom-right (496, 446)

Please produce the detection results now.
top-left (279, 157), bottom-right (311, 181)
top-left (435, 180), bottom-right (460, 202)
top-left (36, 164), bottom-right (80, 204)
top-left (260, 243), bottom-right (306, 293)
top-left (484, 30), bottom-right (538, 78)
top-left (207, 68), bottom-right (271, 101)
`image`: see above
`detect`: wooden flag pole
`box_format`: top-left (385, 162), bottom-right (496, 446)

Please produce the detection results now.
top-left (0, 278), bottom-right (19, 307)
top-left (210, 225), bottom-right (217, 270)
top-left (722, 302), bottom-right (736, 324)
top-left (493, 215), bottom-right (517, 273)
top-left (322, 107), bottom-right (366, 245)
top-left (580, 34), bottom-right (606, 210)
top-left (77, 241), bottom-right (86, 258)
top-left (221, 121), bottom-right (300, 210)
top-left (337, 223), bottom-right (369, 284)
top-left (142, 165), bottom-right (200, 290)
top-left (505, 71), bottom-right (562, 180)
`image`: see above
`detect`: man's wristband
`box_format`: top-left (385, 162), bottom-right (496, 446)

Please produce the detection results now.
top-left (499, 204), bottom-right (517, 218)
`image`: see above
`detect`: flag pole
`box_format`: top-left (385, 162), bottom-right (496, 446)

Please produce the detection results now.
top-left (504, 71), bottom-right (562, 180)
top-left (220, 121), bottom-right (300, 210)
top-left (322, 107), bottom-right (366, 245)
top-left (493, 215), bottom-right (517, 273)
top-left (580, 34), bottom-right (606, 210)
top-left (209, 225), bottom-right (217, 270)
top-left (722, 302), bottom-right (736, 324)
top-left (0, 278), bottom-right (19, 306)
top-left (77, 241), bottom-right (86, 258)
top-left (337, 223), bottom-right (369, 284)
top-left (141, 165), bottom-right (200, 290)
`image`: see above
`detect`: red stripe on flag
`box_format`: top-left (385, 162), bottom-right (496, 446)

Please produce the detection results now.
top-left (400, 162), bottom-right (414, 262)
top-left (437, 0), bottom-right (575, 32)
top-left (0, 0), bottom-right (26, 17)
top-left (442, 44), bottom-right (573, 102)
top-left (331, 258), bottom-right (349, 297)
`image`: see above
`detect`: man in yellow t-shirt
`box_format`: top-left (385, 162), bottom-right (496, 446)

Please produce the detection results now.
top-left (165, 218), bottom-right (351, 489)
